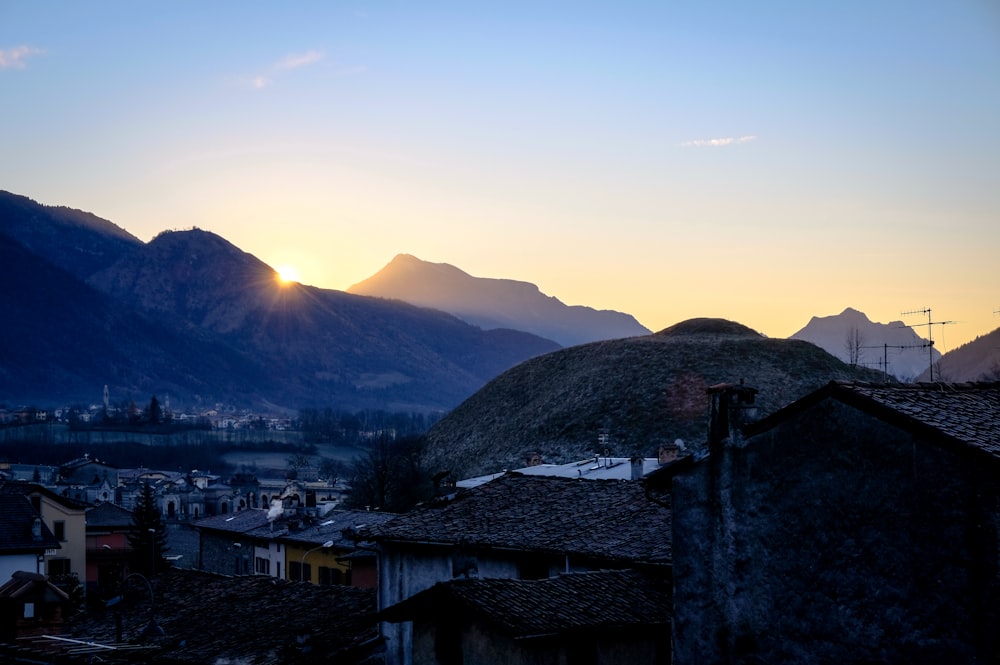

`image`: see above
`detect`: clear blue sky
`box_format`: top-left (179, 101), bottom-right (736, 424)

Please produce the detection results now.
top-left (2, 1), bottom-right (998, 349)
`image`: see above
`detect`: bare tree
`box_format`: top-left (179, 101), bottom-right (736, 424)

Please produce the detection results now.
top-left (844, 325), bottom-right (865, 367)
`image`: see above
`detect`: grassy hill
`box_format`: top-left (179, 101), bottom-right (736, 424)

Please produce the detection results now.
top-left (423, 318), bottom-right (888, 479)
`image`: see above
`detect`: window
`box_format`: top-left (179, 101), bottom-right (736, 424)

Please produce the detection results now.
top-left (48, 558), bottom-right (71, 576)
top-left (519, 558), bottom-right (549, 580)
top-left (255, 557), bottom-right (270, 575)
top-left (318, 566), bottom-right (342, 586)
top-left (289, 561), bottom-right (309, 581)
top-left (53, 521), bottom-right (65, 542)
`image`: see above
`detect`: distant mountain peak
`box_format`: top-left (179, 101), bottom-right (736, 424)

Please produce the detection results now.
top-left (790, 308), bottom-right (940, 381)
top-left (349, 254), bottom-right (650, 347)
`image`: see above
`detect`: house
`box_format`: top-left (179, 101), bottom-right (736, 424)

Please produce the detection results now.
top-left (192, 508), bottom-right (394, 585)
top-left (282, 510), bottom-right (397, 586)
top-left (58, 455), bottom-right (118, 488)
top-left (366, 472), bottom-right (672, 665)
top-left (0, 492), bottom-right (60, 582)
top-left (0, 571), bottom-right (70, 642)
top-left (0, 482), bottom-right (86, 586)
top-left (380, 569), bottom-right (672, 665)
top-left (84, 502), bottom-right (134, 600)
top-left (664, 380), bottom-right (1000, 664)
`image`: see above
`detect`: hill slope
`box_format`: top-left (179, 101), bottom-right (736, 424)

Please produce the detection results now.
top-left (348, 253), bottom-right (650, 347)
top-left (0, 232), bottom-right (266, 407)
top-left (919, 327), bottom-right (1000, 382)
top-left (0, 190), bottom-right (142, 280)
top-left (424, 318), bottom-right (887, 479)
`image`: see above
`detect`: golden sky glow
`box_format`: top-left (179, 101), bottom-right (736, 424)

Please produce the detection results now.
top-left (2, 2), bottom-right (997, 351)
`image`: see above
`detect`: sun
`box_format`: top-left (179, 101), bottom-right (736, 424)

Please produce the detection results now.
top-left (275, 264), bottom-right (300, 285)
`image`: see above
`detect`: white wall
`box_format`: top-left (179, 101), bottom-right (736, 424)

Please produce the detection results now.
top-left (0, 554), bottom-right (41, 583)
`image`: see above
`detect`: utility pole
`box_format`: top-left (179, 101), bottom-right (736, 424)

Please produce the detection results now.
top-left (900, 308), bottom-right (957, 382)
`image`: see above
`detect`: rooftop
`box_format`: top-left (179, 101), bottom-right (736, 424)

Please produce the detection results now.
top-left (381, 569), bottom-right (671, 638)
top-left (60, 568), bottom-right (378, 664)
top-left (368, 473), bottom-right (672, 565)
top-left (747, 381), bottom-right (1000, 460)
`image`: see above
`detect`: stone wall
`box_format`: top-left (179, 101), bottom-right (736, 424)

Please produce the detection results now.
top-left (672, 398), bottom-right (1000, 664)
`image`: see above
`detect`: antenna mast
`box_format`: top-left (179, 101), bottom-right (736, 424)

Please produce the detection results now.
top-left (861, 342), bottom-right (931, 382)
top-left (900, 308), bottom-right (957, 382)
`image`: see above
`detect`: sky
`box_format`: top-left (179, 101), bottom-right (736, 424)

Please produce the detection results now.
top-left (2, 1), bottom-right (998, 351)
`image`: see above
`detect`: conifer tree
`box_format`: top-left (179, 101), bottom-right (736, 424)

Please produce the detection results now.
top-left (127, 481), bottom-right (170, 576)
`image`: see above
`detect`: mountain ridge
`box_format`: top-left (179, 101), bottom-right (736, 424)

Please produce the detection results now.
top-left (348, 253), bottom-right (651, 347)
top-left (0, 194), bottom-right (559, 412)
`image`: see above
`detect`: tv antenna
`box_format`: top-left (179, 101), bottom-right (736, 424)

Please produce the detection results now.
top-left (900, 308), bottom-right (957, 381)
top-left (861, 342), bottom-right (932, 382)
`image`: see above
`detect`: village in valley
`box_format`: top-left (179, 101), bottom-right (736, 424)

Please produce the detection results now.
top-left (1, 378), bottom-right (998, 664)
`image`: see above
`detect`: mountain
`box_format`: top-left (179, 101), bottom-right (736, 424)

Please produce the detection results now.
top-left (0, 190), bottom-right (142, 280)
top-left (423, 318), bottom-right (887, 480)
top-left (789, 307), bottom-right (939, 381)
top-left (347, 253), bottom-right (651, 347)
top-left (0, 193), bottom-right (559, 412)
top-left (919, 327), bottom-right (1000, 382)
top-left (0, 231), bottom-right (266, 407)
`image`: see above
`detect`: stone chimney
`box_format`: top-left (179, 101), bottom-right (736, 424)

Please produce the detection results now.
top-left (707, 380), bottom-right (759, 450)
top-left (524, 451), bottom-right (542, 467)
top-left (657, 441), bottom-right (686, 465)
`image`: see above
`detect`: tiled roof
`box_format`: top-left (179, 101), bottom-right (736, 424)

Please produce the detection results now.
top-left (192, 508), bottom-right (270, 534)
top-left (0, 571), bottom-right (69, 602)
top-left (194, 508), bottom-right (398, 549)
top-left (381, 569), bottom-right (670, 638)
top-left (64, 568), bottom-right (379, 664)
top-left (275, 509), bottom-right (398, 548)
top-left (368, 473), bottom-right (672, 564)
top-left (86, 502), bottom-right (133, 529)
top-left (0, 491), bottom-right (60, 553)
top-left (747, 381), bottom-right (1000, 460)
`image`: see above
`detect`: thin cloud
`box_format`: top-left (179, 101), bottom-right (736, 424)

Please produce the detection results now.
top-left (244, 50), bottom-right (325, 90)
top-left (0, 46), bottom-right (44, 70)
top-left (274, 50), bottom-right (324, 71)
top-left (681, 135), bottom-right (757, 148)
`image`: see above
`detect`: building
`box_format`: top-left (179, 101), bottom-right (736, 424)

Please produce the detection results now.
top-left (0, 483), bottom-right (86, 585)
top-left (192, 508), bottom-right (394, 585)
top-left (664, 380), bottom-right (1000, 664)
top-left (381, 569), bottom-right (672, 665)
top-left (15, 568), bottom-right (381, 664)
top-left (0, 493), bottom-right (60, 582)
top-left (366, 472), bottom-right (672, 665)
top-left (83, 502), bottom-right (134, 600)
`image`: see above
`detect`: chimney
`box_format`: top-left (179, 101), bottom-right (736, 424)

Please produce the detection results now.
top-left (630, 456), bottom-right (644, 480)
top-left (524, 452), bottom-right (542, 467)
top-left (707, 380), bottom-right (758, 450)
